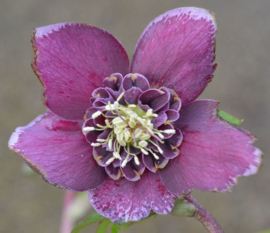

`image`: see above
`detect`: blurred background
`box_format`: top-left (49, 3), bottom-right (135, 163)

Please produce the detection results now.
top-left (1, 0), bottom-right (269, 232)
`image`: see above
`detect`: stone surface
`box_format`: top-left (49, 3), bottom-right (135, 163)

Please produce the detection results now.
top-left (1, 0), bottom-right (269, 232)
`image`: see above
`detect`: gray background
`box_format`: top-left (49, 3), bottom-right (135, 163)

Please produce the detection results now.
top-left (1, 0), bottom-right (269, 232)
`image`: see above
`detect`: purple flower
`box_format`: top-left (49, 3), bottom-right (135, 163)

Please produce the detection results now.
top-left (9, 7), bottom-right (261, 222)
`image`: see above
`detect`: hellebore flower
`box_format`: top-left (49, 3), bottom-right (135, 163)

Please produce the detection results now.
top-left (9, 7), bottom-right (261, 222)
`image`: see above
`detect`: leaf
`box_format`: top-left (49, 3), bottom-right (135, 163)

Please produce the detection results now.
top-left (116, 222), bottom-right (134, 232)
top-left (217, 110), bottom-right (243, 125)
top-left (96, 219), bottom-right (111, 233)
top-left (110, 212), bottom-right (157, 233)
top-left (111, 223), bottom-right (119, 233)
top-left (170, 198), bottom-right (197, 217)
top-left (71, 213), bottom-right (106, 233)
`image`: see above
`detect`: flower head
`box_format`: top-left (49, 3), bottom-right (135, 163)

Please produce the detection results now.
top-left (9, 7), bottom-right (261, 223)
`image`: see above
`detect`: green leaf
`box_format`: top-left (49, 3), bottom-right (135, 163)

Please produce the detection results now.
top-left (110, 212), bottom-right (157, 233)
top-left (116, 222), bottom-right (134, 232)
top-left (217, 110), bottom-right (243, 125)
top-left (170, 198), bottom-right (197, 217)
top-left (71, 213), bottom-right (106, 233)
top-left (111, 223), bottom-right (119, 233)
top-left (96, 219), bottom-right (111, 233)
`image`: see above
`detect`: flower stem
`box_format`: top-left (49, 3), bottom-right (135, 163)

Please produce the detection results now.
top-left (184, 194), bottom-right (224, 233)
top-left (60, 190), bottom-right (75, 233)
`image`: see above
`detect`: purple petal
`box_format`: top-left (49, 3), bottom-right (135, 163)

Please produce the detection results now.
top-left (92, 87), bottom-right (111, 99)
top-left (83, 119), bottom-right (100, 143)
top-left (105, 164), bottom-right (121, 180)
top-left (143, 154), bottom-right (157, 173)
top-left (158, 141), bottom-right (179, 159)
top-left (168, 88), bottom-right (181, 112)
top-left (85, 107), bottom-right (99, 119)
top-left (131, 7), bottom-right (217, 106)
top-left (143, 153), bottom-right (169, 173)
top-left (88, 170), bottom-right (176, 223)
top-left (132, 154), bottom-right (145, 174)
top-left (158, 124), bottom-right (174, 139)
top-left (165, 109), bottom-right (179, 123)
top-left (93, 146), bottom-right (114, 167)
top-left (103, 73), bottom-right (123, 91)
top-left (152, 111), bottom-right (167, 128)
top-left (32, 23), bottom-right (129, 120)
top-left (139, 89), bottom-right (170, 112)
top-left (8, 112), bottom-right (107, 191)
top-left (166, 128), bottom-right (183, 147)
top-left (160, 100), bottom-right (262, 194)
top-left (124, 87), bottom-right (143, 105)
top-left (121, 162), bottom-right (141, 181)
top-left (122, 73), bottom-right (150, 91)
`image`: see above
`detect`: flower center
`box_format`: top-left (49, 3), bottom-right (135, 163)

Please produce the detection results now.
top-left (82, 92), bottom-right (176, 168)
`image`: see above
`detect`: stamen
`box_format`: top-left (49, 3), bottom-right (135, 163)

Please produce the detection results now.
top-left (129, 117), bottom-right (136, 128)
top-left (141, 148), bottom-right (148, 155)
top-left (91, 143), bottom-right (101, 147)
top-left (113, 152), bottom-right (121, 160)
top-left (156, 132), bottom-right (164, 139)
top-left (114, 101), bottom-right (119, 109)
top-left (106, 157), bottom-right (115, 165)
top-left (92, 111), bottom-right (102, 119)
top-left (97, 139), bottom-right (107, 142)
top-left (162, 129), bottom-right (176, 134)
top-left (105, 119), bottom-right (112, 128)
top-left (117, 92), bottom-right (125, 102)
top-left (149, 139), bottom-right (163, 154)
top-left (134, 156), bottom-right (140, 165)
top-left (138, 140), bottom-right (148, 147)
top-left (128, 104), bottom-right (136, 108)
top-left (108, 139), bottom-right (112, 150)
top-left (121, 158), bottom-right (128, 167)
top-left (152, 152), bottom-right (159, 160)
top-left (82, 127), bottom-right (95, 133)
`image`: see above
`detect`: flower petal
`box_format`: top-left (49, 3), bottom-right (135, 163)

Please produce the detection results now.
top-left (122, 73), bottom-right (150, 91)
top-left (8, 112), bottom-right (107, 191)
top-left (88, 170), bottom-right (176, 223)
top-left (131, 7), bottom-right (217, 105)
top-left (160, 100), bottom-right (262, 194)
top-left (32, 23), bottom-right (129, 120)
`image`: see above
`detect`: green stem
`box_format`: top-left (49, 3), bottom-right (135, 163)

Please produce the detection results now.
top-left (184, 195), bottom-right (224, 233)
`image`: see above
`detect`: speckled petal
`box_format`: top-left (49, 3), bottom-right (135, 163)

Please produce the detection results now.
top-left (160, 100), bottom-right (262, 194)
top-left (131, 7), bottom-right (216, 106)
top-left (88, 170), bottom-right (176, 223)
top-left (8, 112), bottom-right (106, 191)
top-left (32, 23), bottom-right (129, 120)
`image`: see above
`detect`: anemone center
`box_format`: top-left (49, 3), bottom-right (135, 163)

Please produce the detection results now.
top-left (82, 92), bottom-right (176, 168)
